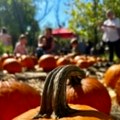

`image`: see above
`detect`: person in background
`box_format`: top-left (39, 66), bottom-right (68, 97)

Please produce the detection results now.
top-left (0, 27), bottom-right (12, 53)
top-left (35, 27), bottom-right (55, 58)
top-left (69, 38), bottom-right (81, 56)
top-left (101, 9), bottom-right (120, 62)
top-left (35, 35), bottom-right (46, 58)
top-left (14, 34), bottom-right (28, 55)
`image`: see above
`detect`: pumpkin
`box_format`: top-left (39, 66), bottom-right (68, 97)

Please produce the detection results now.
top-left (56, 56), bottom-right (70, 66)
top-left (0, 80), bottom-right (41, 120)
top-left (0, 53), bottom-right (14, 70)
top-left (66, 77), bottom-right (111, 114)
top-left (19, 55), bottom-right (35, 70)
top-left (115, 79), bottom-right (120, 104)
top-left (38, 54), bottom-right (56, 72)
top-left (31, 55), bottom-right (38, 65)
top-left (103, 64), bottom-right (120, 88)
top-left (2, 58), bottom-right (22, 73)
top-left (76, 59), bottom-right (90, 68)
top-left (13, 65), bottom-right (111, 120)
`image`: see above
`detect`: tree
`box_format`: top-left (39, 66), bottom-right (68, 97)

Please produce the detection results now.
top-left (0, 0), bottom-right (39, 48)
top-left (103, 0), bottom-right (120, 17)
top-left (68, 0), bottom-right (104, 43)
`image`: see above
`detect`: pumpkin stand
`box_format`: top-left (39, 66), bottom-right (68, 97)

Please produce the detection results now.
top-left (13, 65), bottom-right (112, 120)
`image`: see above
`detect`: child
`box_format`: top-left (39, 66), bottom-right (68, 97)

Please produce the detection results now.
top-left (14, 34), bottom-right (28, 55)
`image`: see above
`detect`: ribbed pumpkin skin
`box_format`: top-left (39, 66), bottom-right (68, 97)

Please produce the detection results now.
top-left (0, 80), bottom-right (41, 120)
top-left (38, 54), bottom-right (56, 72)
top-left (66, 77), bottom-right (111, 114)
top-left (104, 64), bottom-right (120, 88)
top-left (2, 58), bottom-right (22, 73)
top-left (13, 104), bottom-right (111, 120)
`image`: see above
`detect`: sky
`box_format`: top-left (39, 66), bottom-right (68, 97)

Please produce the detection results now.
top-left (35, 0), bottom-right (72, 29)
top-left (35, 0), bottom-right (102, 29)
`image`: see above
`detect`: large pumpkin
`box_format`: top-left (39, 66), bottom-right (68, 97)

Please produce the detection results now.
top-left (38, 54), bottom-right (56, 72)
top-left (2, 58), bottom-right (22, 73)
top-left (103, 64), bottom-right (120, 88)
top-left (66, 77), bottom-right (111, 114)
top-left (13, 104), bottom-right (111, 120)
top-left (0, 80), bottom-right (41, 120)
top-left (13, 65), bottom-right (111, 120)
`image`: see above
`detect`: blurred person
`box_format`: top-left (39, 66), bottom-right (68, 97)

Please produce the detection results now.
top-left (35, 35), bottom-right (46, 58)
top-left (0, 27), bottom-right (13, 53)
top-left (35, 28), bottom-right (55, 58)
top-left (68, 38), bottom-right (81, 56)
top-left (101, 9), bottom-right (120, 62)
top-left (14, 34), bottom-right (28, 55)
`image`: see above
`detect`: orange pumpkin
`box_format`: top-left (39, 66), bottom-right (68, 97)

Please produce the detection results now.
top-left (76, 59), bottom-right (90, 68)
top-left (2, 58), bottom-right (22, 73)
top-left (0, 80), bottom-right (41, 120)
top-left (103, 64), bottom-right (120, 88)
top-left (0, 53), bottom-right (14, 70)
top-left (31, 55), bottom-right (38, 65)
top-left (13, 104), bottom-right (111, 120)
top-left (56, 56), bottom-right (70, 66)
top-left (19, 55), bottom-right (35, 70)
top-left (73, 55), bottom-right (87, 63)
top-left (66, 77), bottom-right (111, 114)
top-left (38, 54), bottom-right (56, 72)
top-left (13, 65), bottom-right (111, 120)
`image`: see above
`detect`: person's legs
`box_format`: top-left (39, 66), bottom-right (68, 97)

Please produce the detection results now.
top-left (115, 39), bottom-right (120, 60)
top-left (108, 41), bottom-right (114, 62)
top-left (35, 47), bottom-right (44, 58)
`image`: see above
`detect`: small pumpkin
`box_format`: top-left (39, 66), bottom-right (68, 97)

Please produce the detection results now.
top-left (103, 64), bottom-right (120, 88)
top-left (0, 53), bottom-right (14, 70)
top-left (66, 77), bottom-right (111, 114)
top-left (76, 59), bottom-right (90, 68)
top-left (19, 55), bottom-right (35, 70)
top-left (56, 56), bottom-right (71, 67)
top-left (0, 80), bottom-right (41, 120)
top-left (2, 58), bottom-right (22, 73)
top-left (38, 54), bottom-right (56, 72)
top-left (13, 65), bottom-right (111, 120)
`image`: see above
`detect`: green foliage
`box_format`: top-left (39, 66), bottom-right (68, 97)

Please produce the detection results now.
top-left (103, 0), bottom-right (120, 17)
top-left (0, 0), bottom-right (39, 48)
top-left (68, 0), bottom-right (105, 42)
top-left (0, 42), bottom-right (13, 55)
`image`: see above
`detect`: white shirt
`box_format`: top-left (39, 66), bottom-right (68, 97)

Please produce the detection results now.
top-left (102, 18), bottom-right (120, 42)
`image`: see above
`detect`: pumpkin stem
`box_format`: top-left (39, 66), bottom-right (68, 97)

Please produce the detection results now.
top-left (34, 65), bottom-right (85, 119)
top-left (68, 76), bottom-right (82, 86)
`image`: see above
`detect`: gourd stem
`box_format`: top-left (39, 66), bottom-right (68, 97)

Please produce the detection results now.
top-left (34, 66), bottom-right (63, 118)
top-left (34, 65), bottom-right (85, 119)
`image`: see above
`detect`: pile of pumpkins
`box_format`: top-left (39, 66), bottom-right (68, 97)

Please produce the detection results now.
top-left (1, 53), bottom-right (120, 119)
top-left (0, 53), bottom-right (38, 73)
top-left (0, 53), bottom-right (105, 73)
